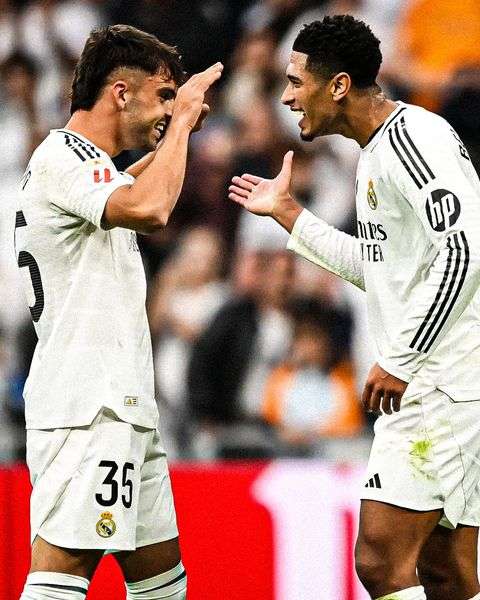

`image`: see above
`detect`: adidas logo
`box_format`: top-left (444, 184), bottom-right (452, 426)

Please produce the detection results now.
top-left (365, 473), bottom-right (382, 489)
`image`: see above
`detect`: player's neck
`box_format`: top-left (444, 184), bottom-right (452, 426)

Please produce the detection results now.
top-left (339, 92), bottom-right (398, 148)
top-left (64, 108), bottom-right (123, 157)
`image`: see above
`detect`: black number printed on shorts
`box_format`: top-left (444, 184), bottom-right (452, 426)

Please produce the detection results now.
top-left (96, 461), bottom-right (135, 508)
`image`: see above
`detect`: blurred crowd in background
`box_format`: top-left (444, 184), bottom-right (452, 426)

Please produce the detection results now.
top-left (1, 0), bottom-right (480, 461)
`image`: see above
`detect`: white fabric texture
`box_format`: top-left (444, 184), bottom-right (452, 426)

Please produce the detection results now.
top-left (20, 572), bottom-right (89, 599)
top-left (289, 101), bottom-right (480, 397)
top-left (17, 128), bottom-right (158, 429)
top-left (375, 585), bottom-right (426, 599)
top-left (467, 594), bottom-right (480, 600)
top-left (362, 389), bottom-right (480, 528)
top-left (287, 208), bottom-right (364, 290)
top-left (27, 409), bottom-right (178, 550)
top-left (126, 562), bottom-right (187, 599)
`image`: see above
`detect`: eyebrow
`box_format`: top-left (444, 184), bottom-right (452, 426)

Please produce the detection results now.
top-left (157, 87), bottom-right (176, 98)
top-left (287, 74), bottom-right (302, 84)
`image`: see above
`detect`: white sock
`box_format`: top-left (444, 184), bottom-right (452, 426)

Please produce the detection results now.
top-left (126, 561), bottom-right (187, 599)
top-left (375, 586), bottom-right (426, 600)
top-left (20, 572), bottom-right (89, 599)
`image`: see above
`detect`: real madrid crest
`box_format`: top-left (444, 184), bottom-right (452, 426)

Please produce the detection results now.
top-left (96, 511), bottom-right (116, 538)
top-left (367, 180), bottom-right (378, 210)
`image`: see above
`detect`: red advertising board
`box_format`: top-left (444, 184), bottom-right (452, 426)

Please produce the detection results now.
top-left (2, 461), bottom-right (368, 600)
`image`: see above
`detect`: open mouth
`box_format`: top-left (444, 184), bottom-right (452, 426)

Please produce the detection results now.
top-left (153, 121), bottom-right (167, 140)
top-left (291, 108), bottom-right (306, 127)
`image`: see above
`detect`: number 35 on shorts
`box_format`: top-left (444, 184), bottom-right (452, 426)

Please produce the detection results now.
top-left (96, 460), bottom-right (135, 508)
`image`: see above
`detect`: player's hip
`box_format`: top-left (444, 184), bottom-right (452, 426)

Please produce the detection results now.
top-left (27, 408), bottom-right (176, 550)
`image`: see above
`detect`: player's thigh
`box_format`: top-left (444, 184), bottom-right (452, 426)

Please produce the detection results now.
top-left (356, 499), bottom-right (442, 567)
top-left (30, 536), bottom-right (104, 580)
top-left (28, 412), bottom-right (151, 553)
top-left (418, 524), bottom-right (479, 585)
top-left (115, 537), bottom-right (181, 582)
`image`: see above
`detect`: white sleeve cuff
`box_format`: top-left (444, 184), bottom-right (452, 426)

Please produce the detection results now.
top-left (377, 357), bottom-right (413, 383)
top-left (286, 208), bottom-right (317, 252)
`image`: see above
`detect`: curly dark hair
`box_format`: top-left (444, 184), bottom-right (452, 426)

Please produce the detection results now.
top-left (71, 24), bottom-right (185, 114)
top-left (292, 15), bottom-right (382, 88)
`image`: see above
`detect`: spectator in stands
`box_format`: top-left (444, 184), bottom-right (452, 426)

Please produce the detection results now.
top-left (262, 308), bottom-right (362, 456)
top-left (223, 30), bottom-right (277, 121)
top-left (385, 0), bottom-right (480, 113)
top-left (105, 0), bottom-right (246, 74)
top-left (15, 0), bottom-right (103, 128)
top-left (241, 0), bottom-right (320, 39)
top-left (0, 0), bottom-right (17, 64)
top-left (187, 251), bottom-right (296, 458)
top-left (0, 323), bottom-right (23, 461)
top-left (149, 226), bottom-right (230, 456)
top-left (233, 96), bottom-right (292, 251)
top-left (0, 52), bottom-right (39, 362)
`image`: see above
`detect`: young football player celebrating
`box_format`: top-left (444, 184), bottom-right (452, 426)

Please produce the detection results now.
top-left (229, 15), bottom-right (480, 600)
top-left (16, 24), bottom-right (222, 600)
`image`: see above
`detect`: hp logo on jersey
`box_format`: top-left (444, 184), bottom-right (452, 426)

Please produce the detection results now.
top-left (425, 189), bottom-right (460, 232)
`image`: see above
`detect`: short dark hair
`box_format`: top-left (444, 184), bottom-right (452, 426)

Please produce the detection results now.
top-left (70, 24), bottom-right (185, 114)
top-left (292, 15), bottom-right (382, 88)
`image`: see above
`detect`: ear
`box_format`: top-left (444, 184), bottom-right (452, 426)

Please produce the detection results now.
top-left (111, 80), bottom-right (130, 110)
top-left (330, 72), bottom-right (351, 102)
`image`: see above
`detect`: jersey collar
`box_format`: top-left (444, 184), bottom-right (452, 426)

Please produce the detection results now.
top-left (362, 101), bottom-right (406, 152)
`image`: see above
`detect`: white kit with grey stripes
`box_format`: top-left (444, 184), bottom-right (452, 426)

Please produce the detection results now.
top-left (288, 101), bottom-right (480, 400)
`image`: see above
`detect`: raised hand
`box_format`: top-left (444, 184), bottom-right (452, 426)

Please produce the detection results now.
top-left (228, 151), bottom-right (294, 217)
top-left (172, 62), bottom-right (223, 131)
top-left (228, 151), bottom-right (303, 232)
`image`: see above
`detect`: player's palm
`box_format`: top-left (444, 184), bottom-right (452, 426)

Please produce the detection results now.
top-left (229, 151), bottom-right (293, 217)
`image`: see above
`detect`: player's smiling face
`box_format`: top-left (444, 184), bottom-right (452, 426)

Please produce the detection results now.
top-left (122, 69), bottom-right (177, 151)
top-left (281, 51), bottom-right (334, 141)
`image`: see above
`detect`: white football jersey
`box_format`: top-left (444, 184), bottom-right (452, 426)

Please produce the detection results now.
top-left (16, 129), bottom-right (159, 429)
top-left (288, 102), bottom-right (480, 399)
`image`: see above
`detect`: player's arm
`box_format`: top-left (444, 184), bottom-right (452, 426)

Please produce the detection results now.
top-left (124, 150), bottom-right (157, 179)
top-left (102, 63), bottom-right (223, 232)
top-left (229, 151), bottom-right (365, 290)
top-left (124, 102), bottom-right (211, 181)
top-left (379, 117), bottom-right (480, 383)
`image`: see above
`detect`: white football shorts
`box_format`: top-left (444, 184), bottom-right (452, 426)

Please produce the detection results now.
top-left (362, 388), bottom-right (480, 528)
top-left (26, 408), bottom-right (178, 550)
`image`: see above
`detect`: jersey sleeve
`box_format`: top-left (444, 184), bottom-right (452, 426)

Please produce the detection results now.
top-left (47, 136), bottom-right (134, 228)
top-left (380, 114), bottom-right (480, 381)
top-left (287, 209), bottom-right (365, 290)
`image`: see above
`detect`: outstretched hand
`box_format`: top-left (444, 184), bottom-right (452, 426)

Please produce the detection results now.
top-left (228, 151), bottom-right (294, 217)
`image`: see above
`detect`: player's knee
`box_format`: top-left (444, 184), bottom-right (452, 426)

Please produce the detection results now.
top-left (355, 536), bottom-right (413, 594)
top-left (418, 553), bottom-right (477, 593)
top-left (20, 572), bottom-right (89, 599)
top-left (355, 546), bottom-right (385, 592)
top-left (355, 534), bottom-right (387, 590)
top-left (417, 555), bottom-right (450, 587)
top-left (126, 562), bottom-right (187, 599)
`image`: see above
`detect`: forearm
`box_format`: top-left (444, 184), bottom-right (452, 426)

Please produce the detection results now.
top-left (129, 121), bottom-right (190, 225)
top-left (271, 195), bottom-right (304, 233)
top-left (125, 150), bottom-right (157, 178)
top-left (287, 208), bottom-right (365, 290)
top-left (103, 120), bottom-right (191, 232)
